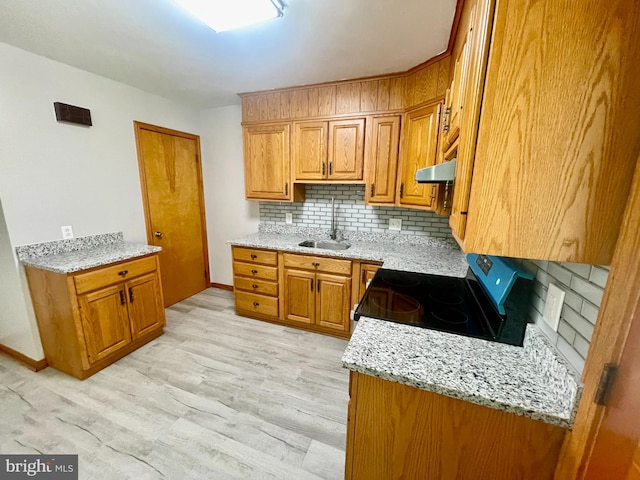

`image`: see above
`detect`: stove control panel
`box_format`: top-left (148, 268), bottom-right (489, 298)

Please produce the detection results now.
top-left (476, 255), bottom-right (493, 276)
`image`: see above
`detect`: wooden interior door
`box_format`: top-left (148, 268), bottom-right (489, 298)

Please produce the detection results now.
top-left (283, 269), bottom-right (315, 325)
top-left (135, 122), bottom-right (209, 307)
top-left (294, 121), bottom-right (327, 180)
top-left (585, 305), bottom-right (640, 479)
top-left (126, 272), bottom-right (165, 339)
top-left (243, 123), bottom-right (291, 200)
top-left (398, 104), bottom-right (441, 208)
top-left (328, 118), bottom-right (365, 180)
top-left (316, 273), bottom-right (351, 332)
top-left (555, 155), bottom-right (640, 478)
top-left (78, 284), bottom-right (131, 364)
top-left (365, 116), bottom-right (401, 204)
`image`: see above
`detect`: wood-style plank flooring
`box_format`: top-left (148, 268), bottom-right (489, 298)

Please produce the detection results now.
top-left (0, 288), bottom-right (350, 479)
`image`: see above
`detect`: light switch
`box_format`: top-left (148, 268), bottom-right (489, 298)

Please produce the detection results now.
top-left (388, 218), bottom-right (402, 231)
top-left (543, 283), bottom-right (565, 332)
top-left (61, 225), bottom-right (74, 239)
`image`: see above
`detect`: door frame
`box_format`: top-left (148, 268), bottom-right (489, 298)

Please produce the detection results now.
top-left (555, 153), bottom-right (640, 478)
top-left (133, 121), bottom-right (211, 286)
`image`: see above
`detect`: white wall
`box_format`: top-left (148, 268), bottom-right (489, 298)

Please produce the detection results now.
top-left (0, 42), bottom-right (201, 360)
top-left (0, 42), bottom-right (200, 247)
top-left (200, 105), bottom-right (260, 285)
top-left (0, 199), bottom-right (44, 360)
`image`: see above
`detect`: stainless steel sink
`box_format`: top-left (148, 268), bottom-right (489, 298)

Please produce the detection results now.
top-left (298, 240), bottom-right (351, 250)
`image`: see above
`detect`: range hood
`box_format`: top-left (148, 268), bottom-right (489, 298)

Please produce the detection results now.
top-left (415, 158), bottom-right (456, 183)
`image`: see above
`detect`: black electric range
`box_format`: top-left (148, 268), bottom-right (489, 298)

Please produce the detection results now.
top-left (354, 255), bottom-right (533, 346)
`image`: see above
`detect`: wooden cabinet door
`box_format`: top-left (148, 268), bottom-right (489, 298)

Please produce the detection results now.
top-left (78, 284), bottom-right (132, 365)
top-left (315, 273), bottom-right (351, 332)
top-left (398, 103), bottom-right (441, 208)
top-left (358, 263), bottom-right (381, 301)
top-left (126, 273), bottom-right (165, 340)
top-left (283, 268), bottom-right (315, 325)
top-left (328, 118), bottom-right (365, 180)
top-left (243, 124), bottom-right (291, 200)
top-left (293, 121), bottom-right (327, 180)
top-left (445, 14), bottom-right (474, 148)
top-left (365, 116), bottom-right (401, 204)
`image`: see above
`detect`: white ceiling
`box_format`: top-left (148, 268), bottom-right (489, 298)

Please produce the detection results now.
top-left (0, 0), bottom-right (457, 108)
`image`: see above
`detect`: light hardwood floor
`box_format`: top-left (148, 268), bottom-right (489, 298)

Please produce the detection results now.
top-left (0, 288), bottom-right (350, 479)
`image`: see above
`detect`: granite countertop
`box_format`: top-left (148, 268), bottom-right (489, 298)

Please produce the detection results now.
top-left (228, 227), bottom-right (469, 277)
top-left (16, 232), bottom-right (161, 274)
top-left (343, 317), bottom-right (583, 428)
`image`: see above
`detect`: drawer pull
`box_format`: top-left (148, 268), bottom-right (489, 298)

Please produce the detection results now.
top-left (253, 301), bottom-right (260, 307)
top-left (251, 269), bottom-right (258, 274)
top-left (312, 262), bottom-right (320, 267)
top-left (118, 270), bottom-right (129, 277)
top-left (250, 254), bottom-right (257, 259)
top-left (119, 290), bottom-right (126, 305)
top-left (252, 284), bottom-right (259, 289)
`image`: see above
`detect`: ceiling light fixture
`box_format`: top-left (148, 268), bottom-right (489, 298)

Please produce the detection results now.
top-left (175, 0), bottom-right (285, 33)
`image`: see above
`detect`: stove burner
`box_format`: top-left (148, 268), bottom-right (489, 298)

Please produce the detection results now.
top-left (380, 271), bottom-right (420, 288)
top-left (432, 308), bottom-right (468, 325)
top-left (372, 293), bottom-right (423, 322)
top-left (428, 291), bottom-right (464, 305)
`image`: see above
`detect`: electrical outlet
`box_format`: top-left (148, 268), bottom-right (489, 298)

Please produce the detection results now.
top-left (543, 283), bottom-right (565, 331)
top-left (388, 218), bottom-right (402, 231)
top-left (61, 225), bottom-right (74, 239)
top-left (285, 212), bottom-right (293, 224)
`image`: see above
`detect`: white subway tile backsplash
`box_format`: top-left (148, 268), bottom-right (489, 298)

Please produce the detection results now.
top-left (519, 259), bottom-right (610, 374)
top-left (570, 276), bottom-right (604, 307)
top-left (260, 184), bottom-right (455, 240)
top-left (589, 266), bottom-right (609, 288)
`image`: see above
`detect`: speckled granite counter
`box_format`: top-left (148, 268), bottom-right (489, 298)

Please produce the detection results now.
top-left (343, 317), bottom-right (582, 428)
top-left (228, 226), bottom-right (468, 277)
top-left (16, 232), bottom-right (161, 274)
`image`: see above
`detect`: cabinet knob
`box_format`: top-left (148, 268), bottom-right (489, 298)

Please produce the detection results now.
top-left (252, 284), bottom-right (259, 289)
top-left (250, 254), bottom-right (257, 259)
top-left (154, 231), bottom-right (164, 239)
top-left (312, 262), bottom-right (320, 267)
top-left (251, 269), bottom-right (258, 274)
top-left (118, 270), bottom-right (128, 277)
top-left (253, 302), bottom-right (260, 307)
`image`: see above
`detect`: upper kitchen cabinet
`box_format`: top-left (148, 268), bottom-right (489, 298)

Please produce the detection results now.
top-left (459, 0), bottom-right (640, 264)
top-left (293, 118), bottom-right (365, 182)
top-left (243, 123), bottom-right (303, 202)
top-left (397, 103), bottom-right (442, 210)
top-left (441, 5), bottom-right (475, 152)
top-left (365, 115), bottom-right (401, 205)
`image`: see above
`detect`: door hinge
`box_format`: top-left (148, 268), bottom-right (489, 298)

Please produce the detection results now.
top-left (370, 184), bottom-right (375, 197)
top-left (594, 363), bottom-right (618, 406)
top-left (400, 183), bottom-right (404, 198)
top-left (195, 154), bottom-right (199, 163)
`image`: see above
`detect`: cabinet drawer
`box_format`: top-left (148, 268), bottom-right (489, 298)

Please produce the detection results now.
top-left (232, 247), bottom-right (277, 266)
top-left (283, 253), bottom-right (352, 275)
top-left (233, 262), bottom-right (278, 281)
top-left (235, 291), bottom-right (278, 318)
top-left (74, 256), bottom-right (157, 295)
top-left (234, 276), bottom-right (278, 297)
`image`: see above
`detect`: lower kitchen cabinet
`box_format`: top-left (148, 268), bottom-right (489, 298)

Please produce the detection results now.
top-left (345, 372), bottom-right (566, 480)
top-left (231, 247), bottom-right (355, 338)
top-left (282, 254), bottom-right (352, 337)
top-left (283, 268), bottom-right (351, 334)
top-left (25, 254), bottom-right (165, 379)
top-left (357, 262), bottom-right (382, 301)
top-left (232, 246), bottom-right (280, 321)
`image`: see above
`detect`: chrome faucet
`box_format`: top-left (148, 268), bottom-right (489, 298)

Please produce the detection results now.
top-left (330, 196), bottom-right (338, 240)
